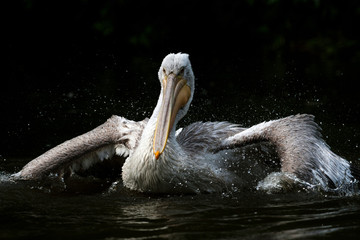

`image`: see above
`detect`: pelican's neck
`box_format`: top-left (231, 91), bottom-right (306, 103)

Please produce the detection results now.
top-left (149, 90), bottom-right (165, 128)
top-left (133, 90), bottom-right (177, 160)
top-left (122, 91), bottom-right (181, 192)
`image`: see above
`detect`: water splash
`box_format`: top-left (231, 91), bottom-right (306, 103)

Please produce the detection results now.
top-left (256, 171), bottom-right (360, 196)
top-left (256, 172), bottom-right (316, 194)
top-left (0, 172), bottom-right (14, 183)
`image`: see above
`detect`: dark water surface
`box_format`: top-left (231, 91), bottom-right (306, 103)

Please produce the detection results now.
top-left (1, 174), bottom-right (360, 240)
top-left (1, 144), bottom-right (360, 240)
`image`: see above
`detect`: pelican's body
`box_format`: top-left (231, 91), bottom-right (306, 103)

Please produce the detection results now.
top-left (14, 53), bottom-right (359, 194)
top-left (122, 119), bottom-right (243, 193)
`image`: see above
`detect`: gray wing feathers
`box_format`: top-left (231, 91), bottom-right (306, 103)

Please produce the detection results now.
top-left (220, 114), bottom-right (355, 190)
top-left (15, 115), bottom-right (146, 180)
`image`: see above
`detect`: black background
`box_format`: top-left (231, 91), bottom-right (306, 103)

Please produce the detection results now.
top-left (2, 0), bottom-right (360, 161)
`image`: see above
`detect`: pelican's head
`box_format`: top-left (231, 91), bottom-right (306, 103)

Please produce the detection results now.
top-left (153, 53), bottom-right (195, 159)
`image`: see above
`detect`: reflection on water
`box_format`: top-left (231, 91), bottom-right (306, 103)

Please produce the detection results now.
top-left (1, 169), bottom-right (360, 239)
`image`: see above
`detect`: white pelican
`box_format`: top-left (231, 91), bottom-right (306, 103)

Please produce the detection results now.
top-left (14, 53), bottom-right (358, 194)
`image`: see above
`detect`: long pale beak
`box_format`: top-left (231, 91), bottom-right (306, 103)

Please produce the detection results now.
top-left (153, 73), bottom-right (191, 159)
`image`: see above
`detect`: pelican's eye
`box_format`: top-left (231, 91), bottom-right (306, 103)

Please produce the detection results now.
top-left (162, 68), bottom-right (167, 75)
top-left (178, 67), bottom-right (185, 76)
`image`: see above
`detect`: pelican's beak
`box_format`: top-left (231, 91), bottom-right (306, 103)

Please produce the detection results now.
top-left (153, 73), bottom-right (191, 159)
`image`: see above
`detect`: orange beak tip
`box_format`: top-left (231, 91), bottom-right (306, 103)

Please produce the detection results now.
top-left (155, 151), bottom-right (160, 160)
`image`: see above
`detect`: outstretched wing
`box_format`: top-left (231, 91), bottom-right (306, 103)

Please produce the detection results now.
top-left (14, 115), bottom-right (147, 180)
top-left (215, 114), bottom-right (355, 191)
